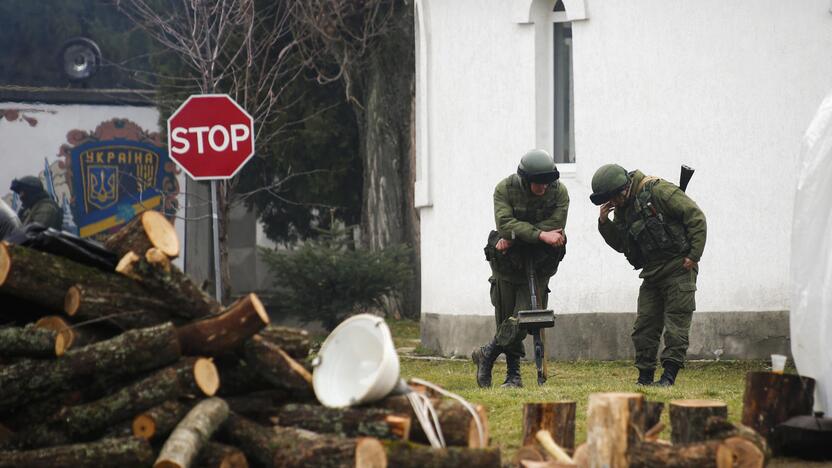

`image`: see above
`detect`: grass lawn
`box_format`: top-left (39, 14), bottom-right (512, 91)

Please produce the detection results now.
top-left (386, 319), bottom-right (816, 466)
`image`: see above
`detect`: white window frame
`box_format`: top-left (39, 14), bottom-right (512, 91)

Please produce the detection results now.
top-left (414, 0), bottom-right (432, 208)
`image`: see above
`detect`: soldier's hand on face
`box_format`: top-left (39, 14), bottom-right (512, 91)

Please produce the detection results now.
top-left (496, 238), bottom-right (512, 252)
top-left (539, 229), bottom-right (565, 247)
top-left (683, 257), bottom-right (697, 271)
top-left (599, 202), bottom-right (614, 224)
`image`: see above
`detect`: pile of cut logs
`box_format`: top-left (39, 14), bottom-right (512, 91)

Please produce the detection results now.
top-left (0, 211), bottom-right (498, 468)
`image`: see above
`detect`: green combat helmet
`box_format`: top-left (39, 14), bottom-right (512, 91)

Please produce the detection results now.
top-left (517, 149), bottom-right (559, 184)
top-left (590, 164), bottom-right (630, 205)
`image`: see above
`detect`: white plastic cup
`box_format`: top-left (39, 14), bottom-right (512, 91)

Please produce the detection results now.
top-left (771, 354), bottom-right (787, 374)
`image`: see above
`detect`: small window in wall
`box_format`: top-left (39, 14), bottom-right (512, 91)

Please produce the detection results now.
top-left (553, 22), bottom-right (574, 164)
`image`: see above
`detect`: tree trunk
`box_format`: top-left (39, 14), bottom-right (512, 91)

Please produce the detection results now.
top-left (585, 392), bottom-right (645, 468)
top-left (176, 293), bottom-right (269, 356)
top-left (222, 413), bottom-right (386, 468)
top-left (382, 441), bottom-right (501, 468)
top-left (256, 325), bottom-right (311, 360)
top-left (104, 210), bottom-right (180, 259)
top-left (197, 441), bottom-right (249, 468)
top-left (629, 440), bottom-right (732, 468)
top-left (243, 334), bottom-right (312, 394)
top-left (521, 401), bottom-right (575, 451)
top-left (274, 403), bottom-right (410, 440)
top-left (670, 399), bottom-right (728, 444)
top-left (354, 1), bottom-right (419, 318)
top-left (133, 400), bottom-right (192, 441)
top-left (154, 397), bottom-right (230, 468)
top-left (741, 371), bottom-right (815, 446)
top-left (0, 324), bottom-right (57, 357)
top-left (0, 437), bottom-right (154, 468)
top-left (0, 322), bottom-right (181, 411)
top-left (373, 394), bottom-right (489, 448)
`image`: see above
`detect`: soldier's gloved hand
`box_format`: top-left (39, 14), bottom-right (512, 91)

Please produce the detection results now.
top-left (599, 202), bottom-right (614, 224)
top-left (496, 238), bottom-right (512, 252)
top-left (539, 229), bottom-right (565, 247)
top-left (683, 257), bottom-right (697, 271)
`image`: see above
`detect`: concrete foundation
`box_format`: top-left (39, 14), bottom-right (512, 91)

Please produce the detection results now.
top-left (421, 311), bottom-right (790, 361)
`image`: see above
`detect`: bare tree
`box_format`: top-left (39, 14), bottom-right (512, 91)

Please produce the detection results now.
top-left (286, 0), bottom-right (419, 317)
top-left (115, 0), bottom-right (307, 298)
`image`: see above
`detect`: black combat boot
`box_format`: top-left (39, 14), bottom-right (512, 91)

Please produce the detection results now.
top-left (653, 361), bottom-right (680, 387)
top-left (500, 353), bottom-right (523, 388)
top-left (636, 368), bottom-right (655, 386)
top-left (472, 339), bottom-right (501, 388)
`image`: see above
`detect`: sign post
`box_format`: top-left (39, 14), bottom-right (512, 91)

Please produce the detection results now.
top-left (167, 94), bottom-right (255, 302)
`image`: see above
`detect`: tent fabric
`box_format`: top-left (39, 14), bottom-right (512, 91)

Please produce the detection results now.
top-left (791, 90), bottom-right (832, 414)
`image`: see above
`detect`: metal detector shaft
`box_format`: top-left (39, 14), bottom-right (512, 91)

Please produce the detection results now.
top-left (526, 257), bottom-right (547, 385)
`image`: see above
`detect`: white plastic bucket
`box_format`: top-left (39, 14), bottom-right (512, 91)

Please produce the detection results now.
top-left (312, 314), bottom-right (400, 408)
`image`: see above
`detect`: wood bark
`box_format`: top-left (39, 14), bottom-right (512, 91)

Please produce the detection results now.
top-left (197, 442), bottom-right (249, 468)
top-left (222, 413), bottom-right (386, 468)
top-left (215, 358), bottom-right (275, 397)
top-left (133, 400), bottom-right (192, 441)
top-left (585, 392), bottom-right (645, 468)
top-left (741, 371), bottom-right (815, 444)
top-left (670, 399), bottom-right (728, 444)
top-left (225, 390), bottom-right (291, 422)
top-left (34, 316), bottom-right (113, 356)
top-left (104, 210), bottom-right (180, 259)
top-left (644, 401), bottom-right (664, 434)
top-left (0, 322), bottom-right (181, 411)
top-left (0, 324), bottom-right (56, 357)
top-left (374, 394), bottom-right (489, 448)
top-left (521, 401), bottom-right (576, 451)
top-left (176, 293), bottom-right (269, 356)
top-left (704, 417), bottom-right (771, 463)
top-left (382, 441), bottom-right (501, 468)
top-left (116, 250), bottom-right (219, 319)
top-left (256, 325), bottom-right (311, 360)
top-left (274, 403), bottom-right (410, 440)
top-left (629, 440), bottom-right (732, 468)
top-left (64, 282), bottom-right (182, 330)
top-left (242, 334), bottom-right (312, 394)
top-left (0, 436), bottom-right (154, 468)
top-left (154, 397), bottom-right (230, 468)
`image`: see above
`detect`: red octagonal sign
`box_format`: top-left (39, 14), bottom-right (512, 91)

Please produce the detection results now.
top-left (167, 94), bottom-right (255, 180)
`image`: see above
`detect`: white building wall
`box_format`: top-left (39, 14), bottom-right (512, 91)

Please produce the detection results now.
top-left (419, 0), bottom-right (832, 320)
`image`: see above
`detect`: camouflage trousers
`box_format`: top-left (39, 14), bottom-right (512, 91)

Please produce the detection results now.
top-left (632, 265), bottom-right (698, 371)
top-left (489, 275), bottom-right (550, 358)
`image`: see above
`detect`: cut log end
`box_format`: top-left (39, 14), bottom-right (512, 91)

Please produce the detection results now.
top-left (55, 332), bottom-right (69, 356)
top-left (470, 404), bottom-right (490, 448)
top-left (386, 415), bottom-right (411, 440)
top-left (195, 357), bottom-right (221, 396)
top-left (0, 242), bottom-right (9, 286)
top-left (132, 414), bottom-right (157, 440)
top-left (724, 436), bottom-right (764, 468)
top-left (249, 293), bottom-right (270, 326)
top-left (142, 210), bottom-right (180, 258)
top-left (153, 461), bottom-right (181, 468)
top-left (355, 437), bottom-right (387, 468)
top-left (145, 248), bottom-right (171, 271)
top-left (64, 285), bottom-right (81, 316)
top-left (672, 399), bottom-right (728, 409)
top-left (35, 316), bottom-right (75, 351)
top-left (115, 251), bottom-right (141, 278)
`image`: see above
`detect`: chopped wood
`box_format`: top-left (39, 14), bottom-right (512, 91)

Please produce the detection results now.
top-left (585, 392), bottom-right (645, 468)
top-left (723, 436), bottom-right (765, 468)
top-left (629, 440), bottom-right (732, 468)
top-left (670, 399), bottom-right (728, 444)
top-left (0, 322), bottom-right (181, 411)
top-left (273, 403), bottom-right (410, 440)
top-left (64, 283), bottom-right (180, 330)
top-left (214, 358), bottom-right (275, 397)
top-left (0, 324), bottom-right (57, 357)
top-left (644, 401), bottom-right (664, 433)
top-left (374, 395), bottom-right (489, 448)
top-left (133, 400), bottom-right (191, 441)
top-left (741, 371), bottom-right (815, 446)
top-left (514, 445), bottom-right (545, 465)
top-left (154, 397), bottom-right (230, 468)
top-left (104, 210), bottom-right (179, 259)
top-left (522, 401), bottom-right (575, 450)
top-left (536, 429), bottom-right (574, 463)
top-left (176, 293), bottom-right (269, 356)
top-left (704, 417), bottom-right (771, 462)
top-left (242, 335), bottom-right (312, 394)
top-left (225, 390), bottom-right (291, 423)
top-left (256, 325), bottom-right (311, 360)
top-left (0, 436), bottom-right (154, 468)
top-left (197, 442), bottom-right (249, 468)
top-left (222, 412), bottom-right (386, 468)
top-left (382, 440), bottom-right (501, 468)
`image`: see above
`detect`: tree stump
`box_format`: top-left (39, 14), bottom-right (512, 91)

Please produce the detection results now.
top-left (274, 403), bottom-right (411, 440)
top-left (176, 293), bottom-right (270, 356)
top-left (382, 441), bottom-right (502, 468)
top-left (104, 210), bottom-right (179, 259)
top-left (741, 371), bottom-right (815, 445)
top-left (0, 436), bottom-right (154, 468)
top-left (154, 397), bottom-right (230, 468)
top-left (133, 400), bottom-right (192, 441)
top-left (521, 401), bottom-right (576, 451)
top-left (586, 392), bottom-right (645, 468)
top-left (670, 399), bottom-right (728, 444)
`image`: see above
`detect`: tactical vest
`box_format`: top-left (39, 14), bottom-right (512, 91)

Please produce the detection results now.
top-left (624, 179), bottom-right (690, 264)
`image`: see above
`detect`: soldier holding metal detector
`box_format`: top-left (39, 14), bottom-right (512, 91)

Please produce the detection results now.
top-left (473, 149), bottom-right (568, 388)
top-left (591, 164), bottom-right (705, 387)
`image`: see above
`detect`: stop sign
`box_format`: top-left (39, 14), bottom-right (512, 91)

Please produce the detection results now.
top-left (167, 94), bottom-right (255, 179)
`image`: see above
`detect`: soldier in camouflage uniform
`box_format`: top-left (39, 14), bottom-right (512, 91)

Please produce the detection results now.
top-left (10, 176), bottom-right (62, 231)
top-left (472, 149), bottom-right (569, 388)
top-left (590, 164), bottom-right (706, 387)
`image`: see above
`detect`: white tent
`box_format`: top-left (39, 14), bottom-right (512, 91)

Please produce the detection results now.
top-left (791, 91), bottom-right (832, 414)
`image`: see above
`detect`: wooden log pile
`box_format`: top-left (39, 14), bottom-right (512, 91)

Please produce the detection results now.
top-left (0, 212), bottom-right (496, 467)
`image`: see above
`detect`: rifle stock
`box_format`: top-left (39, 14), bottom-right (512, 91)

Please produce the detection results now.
top-left (680, 165), bottom-right (695, 192)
